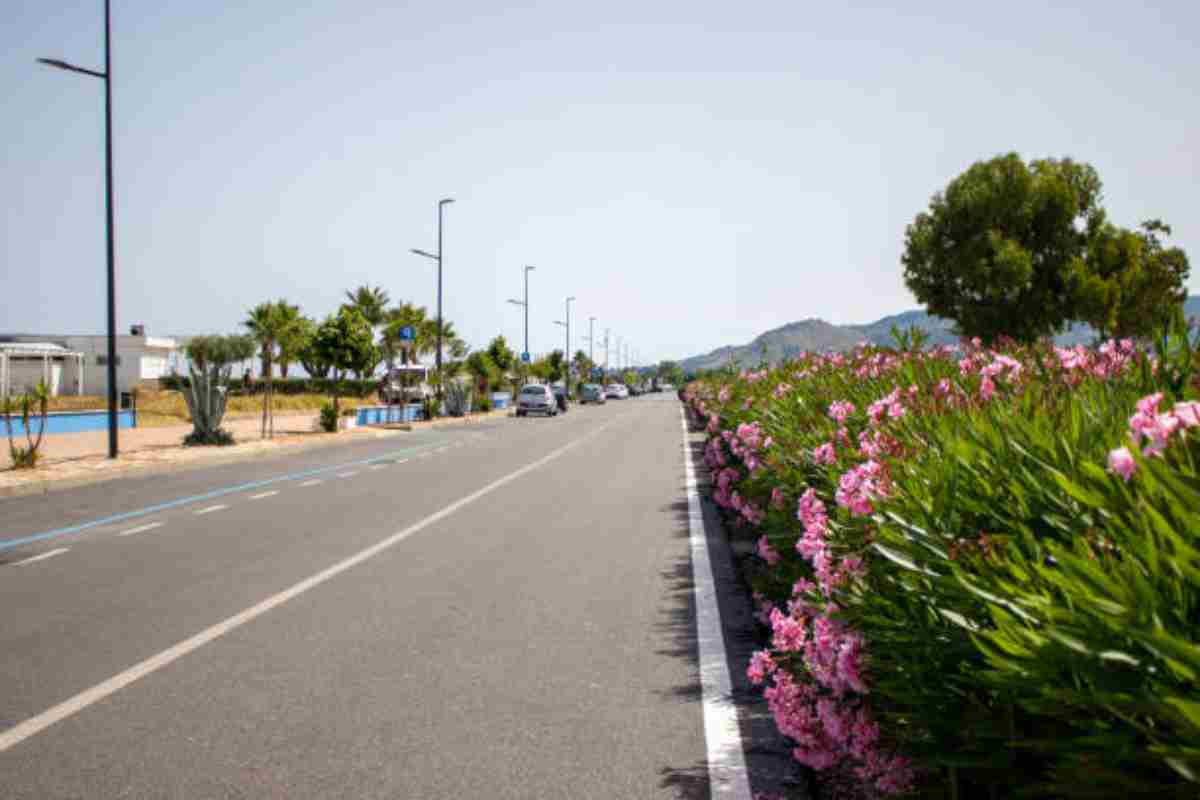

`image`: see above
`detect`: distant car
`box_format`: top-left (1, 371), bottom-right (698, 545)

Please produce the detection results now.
top-left (606, 384), bottom-right (629, 399)
top-left (516, 384), bottom-right (557, 417)
top-left (580, 383), bottom-right (607, 404)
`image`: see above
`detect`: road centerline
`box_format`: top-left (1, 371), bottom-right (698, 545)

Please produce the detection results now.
top-left (118, 522), bottom-right (164, 538)
top-left (12, 548), bottom-right (70, 566)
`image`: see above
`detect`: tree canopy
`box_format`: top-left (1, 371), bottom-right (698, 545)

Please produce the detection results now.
top-left (902, 153), bottom-right (1189, 343)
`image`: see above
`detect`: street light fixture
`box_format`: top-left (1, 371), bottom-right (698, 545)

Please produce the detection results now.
top-left (38, 0), bottom-right (119, 458)
top-left (505, 265), bottom-right (536, 362)
top-left (409, 197), bottom-right (454, 408)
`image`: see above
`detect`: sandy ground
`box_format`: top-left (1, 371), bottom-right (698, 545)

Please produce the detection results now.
top-left (0, 410), bottom-right (512, 496)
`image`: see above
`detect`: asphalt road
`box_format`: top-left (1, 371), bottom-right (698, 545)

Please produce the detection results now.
top-left (0, 394), bottom-right (783, 799)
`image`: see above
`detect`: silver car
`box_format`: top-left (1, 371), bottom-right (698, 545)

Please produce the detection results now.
top-left (516, 384), bottom-right (557, 417)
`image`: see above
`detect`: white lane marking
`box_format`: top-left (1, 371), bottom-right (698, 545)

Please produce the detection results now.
top-left (0, 418), bottom-right (614, 754)
top-left (680, 406), bottom-right (752, 800)
top-left (336, 471), bottom-right (358, 478)
top-left (417, 452), bottom-right (431, 459)
top-left (298, 479), bottom-right (322, 487)
top-left (194, 505), bottom-right (227, 516)
top-left (394, 459), bottom-right (409, 465)
top-left (368, 464), bottom-right (387, 471)
top-left (118, 522), bottom-right (164, 538)
top-left (248, 491), bottom-right (279, 500)
top-left (13, 548), bottom-right (70, 566)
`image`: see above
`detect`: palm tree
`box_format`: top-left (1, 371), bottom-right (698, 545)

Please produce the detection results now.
top-left (273, 301), bottom-right (305, 379)
top-left (344, 285), bottom-right (390, 328)
top-left (244, 302), bottom-right (282, 381)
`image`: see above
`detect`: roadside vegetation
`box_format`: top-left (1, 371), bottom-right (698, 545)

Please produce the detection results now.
top-left (689, 153), bottom-right (1195, 798)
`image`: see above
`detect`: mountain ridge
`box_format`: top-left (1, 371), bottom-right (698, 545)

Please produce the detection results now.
top-left (679, 296), bottom-right (1200, 373)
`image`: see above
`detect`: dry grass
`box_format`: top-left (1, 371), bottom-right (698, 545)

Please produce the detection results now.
top-left (40, 391), bottom-right (381, 428)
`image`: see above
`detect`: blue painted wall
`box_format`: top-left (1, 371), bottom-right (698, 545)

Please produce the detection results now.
top-left (356, 405), bottom-right (425, 426)
top-left (1, 409), bottom-right (137, 436)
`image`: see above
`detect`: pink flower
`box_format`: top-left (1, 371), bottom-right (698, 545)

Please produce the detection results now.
top-left (1108, 447), bottom-right (1136, 481)
top-left (812, 442), bottom-right (837, 465)
top-left (770, 607), bottom-right (807, 652)
top-left (828, 401), bottom-right (856, 423)
top-left (979, 376), bottom-right (995, 401)
top-left (1174, 401), bottom-right (1200, 428)
top-left (747, 649), bottom-right (776, 685)
top-left (770, 486), bottom-right (786, 510)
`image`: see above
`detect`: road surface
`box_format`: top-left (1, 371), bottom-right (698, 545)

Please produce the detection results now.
top-left (0, 394), bottom-right (791, 798)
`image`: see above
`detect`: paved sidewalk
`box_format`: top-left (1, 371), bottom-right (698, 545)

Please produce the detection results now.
top-left (0, 409), bottom-right (512, 496)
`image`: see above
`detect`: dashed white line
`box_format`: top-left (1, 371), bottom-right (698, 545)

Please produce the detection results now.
top-left (336, 471), bottom-right (358, 478)
top-left (368, 464), bottom-right (387, 471)
top-left (194, 505), bottom-right (227, 515)
top-left (394, 459), bottom-right (409, 465)
top-left (0, 418), bottom-right (615, 754)
top-left (118, 522), bottom-right (164, 537)
top-left (13, 548), bottom-right (70, 566)
top-left (248, 491), bottom-right (279, 500)
top-left (298, 479), bottom-right (322, 487)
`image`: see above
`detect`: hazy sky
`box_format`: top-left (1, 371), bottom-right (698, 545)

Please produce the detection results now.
top-left (4, 0), bottom-right (1197, 364)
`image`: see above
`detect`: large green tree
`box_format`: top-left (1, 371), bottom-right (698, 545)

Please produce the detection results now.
top-left (309, 307), bottom-right (377, 419)
top-left (902, 154), bottom-right (1107, 342)
top-left (1075, 220), bottom-right (1190, 340)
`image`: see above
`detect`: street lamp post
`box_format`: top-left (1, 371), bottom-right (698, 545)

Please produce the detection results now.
top-left (565, 297), bottom-right (574, 395)
top-left (588, 317), bottom-right (596, 366)
top-left (505, 265), bottom-right (535, 361)
top-left (409, 197), bottom-right (454, 410)
top-left (39, 0), bottom-right (118, 458)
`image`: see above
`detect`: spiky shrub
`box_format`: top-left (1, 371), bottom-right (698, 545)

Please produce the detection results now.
top-left (443, 383), bottom-right (472, 417)
top-left (686, 319), bottom-right (1200, 798)
top-left (2, 382), bottom-right (49, 468)
top-left (181, 334), bottom-right (254, 446)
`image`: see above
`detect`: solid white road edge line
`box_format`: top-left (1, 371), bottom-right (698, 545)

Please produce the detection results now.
top-left (12, 548), bottom-right (70, 566)
top-left (194, 505), bottom-right (227, 515)
top-left (680, 406), bottom-right (753, 800)
top-left (336, 471), bottom-right (358, 478)
top-left (118, 522), bottom-right (164, 538)
top-left (248, 491), bottom-right (279, 500)
top-left (0, 417), bottom-right (615, 754)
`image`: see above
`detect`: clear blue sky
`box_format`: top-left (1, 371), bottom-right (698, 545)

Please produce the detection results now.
top-left (4, 0), bottom-right (1197, 364)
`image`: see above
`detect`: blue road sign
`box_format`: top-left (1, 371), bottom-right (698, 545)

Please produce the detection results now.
top-left (521, 352), bottom-right (531, 363)
top-left (398, 325), bottom-right (416, 341)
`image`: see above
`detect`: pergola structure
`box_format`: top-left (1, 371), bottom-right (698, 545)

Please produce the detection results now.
top-left (0, 342), bottom-right (85, 398)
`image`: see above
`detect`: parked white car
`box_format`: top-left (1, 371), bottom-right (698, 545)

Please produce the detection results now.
top-left (605, 384), bottom-right (629, 399)
top-left (516, 384), bottom-right (558, 416)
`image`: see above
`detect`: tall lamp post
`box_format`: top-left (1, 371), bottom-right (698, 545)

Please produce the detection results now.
top-left (506, 265), bottom-right (535, 361)
top-left (587, 316), bottom-right (596, 373)
top-left (39, 0), bottom-right (119, 458)
top-left (409, 197), bottom-right (454, 408)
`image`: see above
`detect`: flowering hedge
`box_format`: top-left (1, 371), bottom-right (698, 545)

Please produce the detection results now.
top-left (684, 323), bottom-right (1200, 798)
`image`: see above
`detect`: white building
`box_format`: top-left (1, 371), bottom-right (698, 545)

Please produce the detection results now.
top-left (0, 330), bottom-right (179, 398)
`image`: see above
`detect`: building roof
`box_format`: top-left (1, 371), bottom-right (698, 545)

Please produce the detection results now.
top-left (0, 342), bottom-right (81, 355)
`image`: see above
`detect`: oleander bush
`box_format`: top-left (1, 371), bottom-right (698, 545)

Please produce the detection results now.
top-left (685, 316), bottom-right (1200, 798)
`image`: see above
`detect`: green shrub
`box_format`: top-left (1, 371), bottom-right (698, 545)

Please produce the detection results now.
top-left (477, 395), bottom-right (492, 412)
top-left (319, 402), bottom-right (338, 432)
top-left (182, 428), bottom-right (234, 446)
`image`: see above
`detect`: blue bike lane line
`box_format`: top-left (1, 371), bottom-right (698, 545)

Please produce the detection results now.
top-left (0, 439), bottom-right (449, 552)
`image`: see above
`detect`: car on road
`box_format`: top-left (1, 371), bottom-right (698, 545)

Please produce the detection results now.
top-left (606, 384), bottom-right (629, 400)
top-left (579, 383), bottom-right (607, 404)
top-left (516, 384), bottom-right (557, 416)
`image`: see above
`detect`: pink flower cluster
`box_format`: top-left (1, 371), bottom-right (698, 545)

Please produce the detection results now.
top-left (1109, 393), bottom-right (1200, 479)
top-left (835, 460), bottom-right (887, 517)
top-left (723, 421), bottom-right (772, 473)
top-left (828, 400), bottom-right (856, 423)
top-left (866, 389), bottom-right (906, 425)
